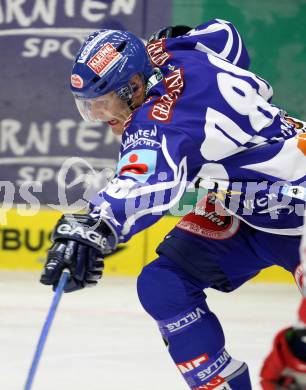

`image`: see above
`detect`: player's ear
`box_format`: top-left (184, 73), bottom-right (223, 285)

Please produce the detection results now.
top-left (129, 74), bottom-right (146, 108)
top-left (130, 74), bottom-right (145, 98)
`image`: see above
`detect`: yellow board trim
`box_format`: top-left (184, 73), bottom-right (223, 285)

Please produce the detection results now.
top-left (0, 209), bottom-right (296, 283)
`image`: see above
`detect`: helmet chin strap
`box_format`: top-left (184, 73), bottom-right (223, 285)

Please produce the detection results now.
top-left (127, 84), bottom-right (140, 110)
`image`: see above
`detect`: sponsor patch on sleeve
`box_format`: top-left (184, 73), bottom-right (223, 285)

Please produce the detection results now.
top-left (122, 126), bottom-right (161, 151)
top-left (116, 149), bottom-right (157, 183)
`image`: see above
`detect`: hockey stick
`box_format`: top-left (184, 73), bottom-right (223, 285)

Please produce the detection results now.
top-left (24, 269), bottom-right (70, 390)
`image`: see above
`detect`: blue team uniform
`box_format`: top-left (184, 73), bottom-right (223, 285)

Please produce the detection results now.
top-left (89, 19), bottom-right (306, 389)
top-left (91, 19), bottom-right (305, 241)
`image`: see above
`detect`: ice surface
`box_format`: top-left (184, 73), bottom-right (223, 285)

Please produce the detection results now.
top-left (0, 271), bottom-right (300, 390)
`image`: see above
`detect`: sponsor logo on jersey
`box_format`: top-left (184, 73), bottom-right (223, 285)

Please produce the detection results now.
top-left (257, 205), bottom-right (295, 215)
top-left (71, 74), bottom-right (83, 88)
top-left (177, 354), bottom-right (209, 374)
top-left (149, 68), bottom-right (184, 123)
top-left (164, 307), bottom-right (206, 333)
top-left (146, 38), bottom-right (172, 66)
top-left (87, 43), bottom-right (122, 76)
top-left (122, 126), bottom-right (161, 151)
top-left (243, 193), bottom-right (278, 211)
top-left (177, 195), bottom-right (240, 240)
top-left (281, 184), bottom-right (306, 201)
top-left (57, 223), bottom-right (107, 248)
top-left (116, 149), bottom-right (157, 183)
top-left (197, 350), bottom-right (231, 381)
top-left (194, 375), bottom-right (228, 389)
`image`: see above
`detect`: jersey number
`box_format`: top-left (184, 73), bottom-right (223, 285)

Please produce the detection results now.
top-left (201, 55), bottom-right (279, 161)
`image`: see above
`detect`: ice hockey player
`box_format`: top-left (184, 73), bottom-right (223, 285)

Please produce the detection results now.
top-left (40, 20), bottom-right (306, 389)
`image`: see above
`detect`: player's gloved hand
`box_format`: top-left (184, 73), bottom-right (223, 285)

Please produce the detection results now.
top-left (40, 214), bottom-right (116, 292)
top-left (148, 25), bottom-right (192, 42)
top-left (260, 327), bottom-right (306, 389)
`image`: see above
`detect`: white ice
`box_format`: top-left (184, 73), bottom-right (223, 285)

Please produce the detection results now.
top-left (0, 271), bottom-right (300, 390)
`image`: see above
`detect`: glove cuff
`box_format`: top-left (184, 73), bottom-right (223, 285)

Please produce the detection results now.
top-left (52, 214), bottom-right (117, 255)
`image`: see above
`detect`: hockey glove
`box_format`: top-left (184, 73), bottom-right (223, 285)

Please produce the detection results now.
top-left (148, 25), bottom-right (191, 42)
top-left (260, 327), bottom-right (306, 390)
top-left (40, 214), bottom-right (117, 292)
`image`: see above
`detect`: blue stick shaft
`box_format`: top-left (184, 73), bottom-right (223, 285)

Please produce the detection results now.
top-left (24, 270), bottom-right (70, 390)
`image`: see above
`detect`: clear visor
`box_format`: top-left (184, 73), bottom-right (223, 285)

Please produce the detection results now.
top-left (74, 91), bottom-right (122, 123)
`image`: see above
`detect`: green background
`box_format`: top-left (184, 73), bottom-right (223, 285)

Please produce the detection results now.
top-left (172, 0), bottom-right (306, 119)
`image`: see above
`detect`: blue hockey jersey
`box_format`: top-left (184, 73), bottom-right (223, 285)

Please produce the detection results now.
top-left (90, 19), bottom-right (306, 245)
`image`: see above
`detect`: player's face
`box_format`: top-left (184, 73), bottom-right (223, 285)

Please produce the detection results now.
top-left (75, 91), bottom-right (131, 135)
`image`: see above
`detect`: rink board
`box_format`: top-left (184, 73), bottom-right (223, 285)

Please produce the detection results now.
top-left (0, 209), bottom-right (295, 283)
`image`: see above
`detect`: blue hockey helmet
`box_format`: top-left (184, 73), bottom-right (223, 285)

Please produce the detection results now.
top-left (70, 30), bottom-right (153, 101)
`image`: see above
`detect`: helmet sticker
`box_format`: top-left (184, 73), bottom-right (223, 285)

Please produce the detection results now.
top-left (78, 30), bottom-right (114, 64)
top-left (87, 43), bottom-right (122, 77)
top-left (71, 74), bottom-right (84, 88)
